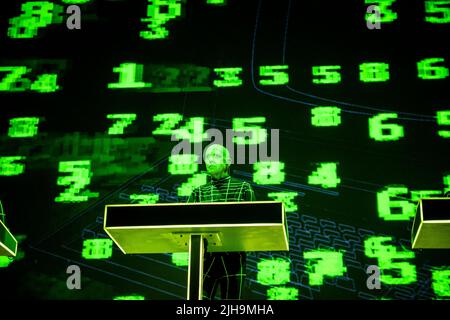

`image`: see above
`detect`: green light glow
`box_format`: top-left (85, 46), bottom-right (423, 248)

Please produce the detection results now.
top-left (444, 174), bottom-right (450, 194)
top-left (308, 163), bottom-right (340, 188)
top-left (82, 239), bottom-right (113, 259)
top-left (177, 173), bottom-right (208, 196)
top-left (267, 192), bottom-right (298, 212)
top-left (311, 107), bottom-right (341, 127)
top-left (364, 236), bottom-right (416, 285)
top-left (437, 110), bottom-right (450, 138)
top-left (172, 252), bottom-right (189, 266)
top-left (207, 0), bottom-right (226, 5)
top-left (106, 114), bottom-right (137, 135)
top-left (417, 58), bottom-right (449, 80)
top-left (129, 193), bottom-right (159, 204)
top-left (425, 1), bottom-right (450, 23)
top-left (0, 257), bottom-right (13, 268)
top-left (303, 250), bottom-right (347, 286)
top-left (108, 63), bottom-right (149, 89)
top-left (377, 186), bottom-right (415, 221)
top-left (232, 117), bottom-right (267, 145)
top-left (213, 67), bottom-right (243, 87)
top-left (8, 117), bottom-right (40, 138)
top-left (152, 113), bottom-right (183, 136)
top-left (172, 117), bottom-right (207, 143)
top-left (259, 65), bottom-right (289, 86)
top-left (0, 66), bottom-right (30, 92)
top-left (267, 287), bottom-right (298, 300)
top-left (432, 268), bottom-right (450, 297)
top-left (8, 1), bottom-right (63, 39)
top-left (257, 258), bottom-right (290, 285)
top-left (359, 62), bottom-right (390, 82)
top-left (113, 295), bottom-right (145, 300)
top-left (61, 0), bottom-right (92, 3)
top-left (410, 190), bottom-right (442, 201)
top-left (0, 156), bottom-right (26, 176)
top-left (253, 161), bottom-right (285, 185)
top-left (140, 0), bottom-right (183, 40)
top-left (364, 0), bottom-right (398, 23)
top-left (369, 113), bottom-right (404, 141)
top-left (55, 160), bottom-right (99, 203)
top-left (168, 154), bottom-right (199, 175)
top-left (30, 73), bottom-right (59, 93)
top-left (312, 65), bottom-right (341, 84)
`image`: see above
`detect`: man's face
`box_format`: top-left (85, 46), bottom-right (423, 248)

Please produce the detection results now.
top-left (204, 146), bottom-right (229, 177)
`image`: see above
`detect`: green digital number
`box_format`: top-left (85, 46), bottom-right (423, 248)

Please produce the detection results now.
top-left (232, 117), bottom-right (267, 145)
top-left (140, 0), bottom-right (183, 40)
top-left (253, 161), bottom-right (285, 185)
top-left (418, 58), bottom-right (449, 80)
top-left (82, 239), bottom-right (113, 259)
top-left (308, 162), bottom-right (340, 188)
top-left (257, 258), bottom-right (290, 285)
top-left (106, 114), bottom-right (137, 135)
top-left (312, 65), bottom-right (341, 84)
top-left (425, 1), bottom-right (450, 23)
top-left (0, 156), bottom-right (26, 176)
top-left (213, 67), bottom-right (243, 87)
top-left (55, 160), bottom-right (99, 203)
top-left (359, 62), bottom-right (390, 82)
top-left (8, 117), bottom-right (40, 138)
top-left (437, 110), bottom-right (450, 138)
top-left (303, 250), bottom-right (347, 286)
top-left (30, 74), bottom-right (59, 93)
top-left (8, 1), bottom-right (63, 39)
top-left (377, 186), bottom-right (415, 221)
top-left (108, 63), bottom-right (150, 89)
top-left (259, 65), bottom-right (289, 86)
top-left (0, 66), bottom-right (31, 92)
top-left (152, 113), bottom-right (183, 136)
top-left (369, 113), bottom-right (404, 141)
top-left (311, 107), bottom-right (341, 127)
top-left (267, 192), bottom-right (298, 212)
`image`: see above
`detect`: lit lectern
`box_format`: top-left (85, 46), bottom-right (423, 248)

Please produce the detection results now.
top-left (411, 197), bottom-right (450, 249)
top-left (0, 219), bottom-right (17, 257)
top-left (103, 201), bottom-right (289, 300)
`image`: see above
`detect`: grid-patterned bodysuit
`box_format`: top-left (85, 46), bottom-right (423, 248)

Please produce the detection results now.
top-left (187, 175), bottom-right (255, 300)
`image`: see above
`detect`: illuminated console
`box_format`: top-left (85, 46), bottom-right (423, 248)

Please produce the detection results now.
top-left (103, 201), bottom-right (289, 300)
top-left (411, 198), bottom-right (450, 249)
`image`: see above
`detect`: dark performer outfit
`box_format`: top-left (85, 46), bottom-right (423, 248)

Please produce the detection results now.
top-left (187, 175), bottom-right (256, 300)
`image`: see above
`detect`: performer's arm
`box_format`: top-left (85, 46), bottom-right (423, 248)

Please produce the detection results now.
top-left (243, 183), bottom-right (256, 201)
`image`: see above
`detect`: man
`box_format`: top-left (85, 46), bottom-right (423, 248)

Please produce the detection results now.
top-left (187, 144), bottom-right (255, 300)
